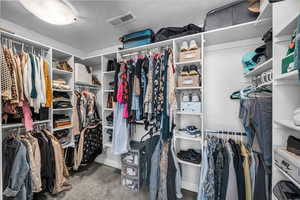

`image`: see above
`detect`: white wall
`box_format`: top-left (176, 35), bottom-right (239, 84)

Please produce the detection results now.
top-left (0, 18), bottom-right (85, 58)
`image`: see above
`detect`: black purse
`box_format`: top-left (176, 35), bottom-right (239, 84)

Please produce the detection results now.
top-left (269, 0), bottom-right (285, 2)
top-left (273, 181), bottom-right (300, 200)
top-left (287, 136), bottom-right (300, 156)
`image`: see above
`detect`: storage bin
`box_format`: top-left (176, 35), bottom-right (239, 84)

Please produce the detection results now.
top-left (75, 63), bottom-right (93, 85)
top-left (178, 75), bottom-right (200, 87)
top-left (179, 48), bottom-right (201, 62)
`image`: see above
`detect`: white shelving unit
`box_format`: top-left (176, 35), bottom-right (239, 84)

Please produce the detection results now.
top-left (273, 0), bottom-right (300, 196)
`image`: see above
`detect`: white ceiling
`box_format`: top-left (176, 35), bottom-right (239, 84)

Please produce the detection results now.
top-left (1, 0), bottom-right (236, 53)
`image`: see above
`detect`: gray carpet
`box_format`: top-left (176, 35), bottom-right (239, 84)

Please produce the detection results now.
top-left (46, 163), bottom-right (197, 200)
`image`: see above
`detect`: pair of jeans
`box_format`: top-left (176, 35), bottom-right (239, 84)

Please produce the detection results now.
top-left (214, 143), bottom-right (225, 200)
top-left (251, 98), bottom-right (272, 166)
top-left (149, 140), bottom-right (162, 200)
top-left (112, 103), bottom-right (129, 155)
top-left (253, 154), bottom-right (267, 200)
top-left (239, 99), bottom-right (255, 145)
top-left (198, 137), bottom-right (218, 200)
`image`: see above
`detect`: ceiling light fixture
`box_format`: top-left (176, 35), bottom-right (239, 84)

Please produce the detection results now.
top-left (19, 0), bottom-right (78, 25)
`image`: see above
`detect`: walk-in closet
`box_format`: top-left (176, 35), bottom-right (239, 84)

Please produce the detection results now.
top-left (1, 0), bottom-right (300, 199)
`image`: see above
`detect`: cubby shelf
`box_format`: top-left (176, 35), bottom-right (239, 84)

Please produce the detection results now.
top-left (176, 111), bottom-right (202, 116)
top-left (177, 158), bottom-right (201, 168)
top-left (53, 89), bottom-right (73, 92)
top-left (175, 59), bottom-right (202, 66)
top-left (52, 68), bottom-right (73, 75)
top-left (275, 12), bottom-right (299, 37)
top-left (275, 70), bottom-right (298, 81)
top-left (275, 165), bottom-right (300, 189)
top-left (176, 87), bottom-right (202, 90)
top-left (53, 108), bottom-right (73, 112)
top-left (174, 131), bottom-right (202, 141)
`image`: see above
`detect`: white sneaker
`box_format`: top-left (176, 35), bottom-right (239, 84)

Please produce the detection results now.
top-left (192, 93), bottom-right (200, 102)
top-left (180, 41), bottom-right (189, 52)
top-left (189, 40), bottom-right (199, 50)
top-left (182, 93), bottom-right (190, 102)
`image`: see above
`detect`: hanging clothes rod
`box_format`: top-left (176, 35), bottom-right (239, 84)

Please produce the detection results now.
top-left (2, 120), bottom-right (51, 129)
top-left (1, 34), bottom-right (49, 51)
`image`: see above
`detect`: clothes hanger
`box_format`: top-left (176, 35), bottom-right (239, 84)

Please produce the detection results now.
top-left (140, 128), bottom-right (154, 143)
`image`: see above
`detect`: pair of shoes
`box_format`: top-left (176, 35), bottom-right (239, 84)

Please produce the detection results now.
top-left (56, 61), bottom-right (73, 72)
top-left (248, 0), bottom-right (260, 13)
top-left (185, 125), bottom-right (201, 135)
top-left (177, 149), bottom-right (201, 164)
top-left (180, 40), bottom-right (199, 52)
top-left (182, 93), bottom-right (200, 102)
top-left (181, 65), bottom-right (199, 76)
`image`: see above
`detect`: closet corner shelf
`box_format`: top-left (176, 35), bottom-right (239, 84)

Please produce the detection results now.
top-left (176, 111), bottom-right (202, 116)
top-left (53, 108), bottom-right (73, 112)
top-left (275, 12), bottom-right (299, 37)
top-left (275, 120), bottom-right (300, 132)
top-left (175, 59), bottom-right (202, 66)
top-left (177, 158), bottom-right (201, 168)
top-left (53, 125), bottom-right (73, 132)
top-left (53, 89), bottom-right (73, 92)
top-left (176, 86), bottom-right (202, 90)
top-left (275, 70), bottom-right (298, 81)
top-left (104, 126), bottom-right (114, 130)
top-left (275, 164), bottom-right (300, 189)
top-left (174, 132), bottom-right (202, 141)
top-left (52, 68), bottom-right (73, 75)
top-left (244, 58), bottom-right (273, 77)
top-left (104, 90), bottom-right (114, 93)
top-left (2, 120), bottom-right (51, 129)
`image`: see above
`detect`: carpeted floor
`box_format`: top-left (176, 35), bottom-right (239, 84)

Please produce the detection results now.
top-left (46, 163), bottom-right (197, 200)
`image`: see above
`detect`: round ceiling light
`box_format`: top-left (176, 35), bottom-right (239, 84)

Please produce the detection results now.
top-left (19, 0), bottom-right (78, 25)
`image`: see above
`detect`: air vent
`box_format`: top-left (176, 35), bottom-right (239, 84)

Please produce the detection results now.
top-left (107, 12), bottom-right (135, 26)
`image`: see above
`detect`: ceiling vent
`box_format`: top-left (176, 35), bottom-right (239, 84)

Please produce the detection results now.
top-left (107, 12), bottom-right (135, 26)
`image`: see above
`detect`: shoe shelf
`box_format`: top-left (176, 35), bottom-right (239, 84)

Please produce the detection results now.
top-left (75, 82), bottom-right (101, 89)
top-left (53, 125), bottom-right (73, 132)
top-left (275, 120), bottom-right (300, 132)
top-left (177, 158), bottom-right (201, 168)
top-left (244, 58), bottom-right (273, 77)
top-left (53, 108), bottom-right (73, 112)
top-left (175, 59), bottom-right (202, 66)
top-left (275, 164), bottom-right (300, 189)
top-left (52, 68), bottom-right (73, 75)
top-left (174, 131), bottom-right (202, 141)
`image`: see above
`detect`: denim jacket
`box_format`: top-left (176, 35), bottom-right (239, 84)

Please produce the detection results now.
top-left (3, 139), bottom-right (32, 200)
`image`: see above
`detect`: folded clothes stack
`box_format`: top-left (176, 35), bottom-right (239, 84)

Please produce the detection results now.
top-left (177, 149), bottom-right (201, 164)
top-left (53, 79), bottom-right (71, 90)
top-left (53, 114), bottom-right (72, 128)
top-left (53, 61), bottom-right (73, 72)
top-left (54, 129), bottom-right (72, 147)
top-left (53, 91), bottom-right (72, 109)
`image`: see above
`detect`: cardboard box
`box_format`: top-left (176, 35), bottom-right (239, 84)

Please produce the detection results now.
top-left (178, 75), bottom-right (200, 87)
top-left (179, 48), bottom-right (201, 62)
top-left (180, 102), bottom-right (201, 113)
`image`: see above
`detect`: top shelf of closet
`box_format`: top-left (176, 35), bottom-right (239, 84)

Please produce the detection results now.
top-left (204, 19), bottom-right (272, 46)
top-left (52, 49), bottom-right (73, 61)
top-left (75, 56), bottom-right (101, 67)
top-left (118, 39), bottom-right (174, 55)
top-left (244, 58), bottom-right (272, 77)
top-left (275, 12), bottom-right (299, 37)
top-left (52, 68), bottom-right (73, 75)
